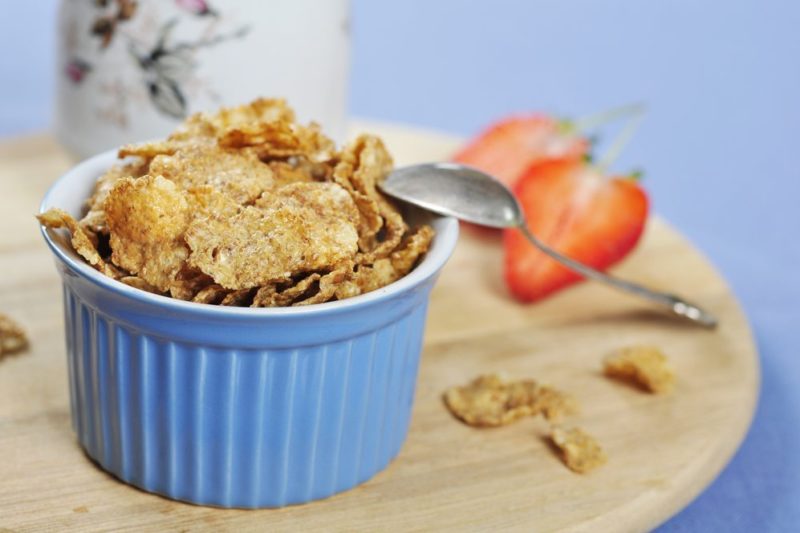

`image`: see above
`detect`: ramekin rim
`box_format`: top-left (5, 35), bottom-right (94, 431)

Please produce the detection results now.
top-left (39, 149), bottom-right (459, 318)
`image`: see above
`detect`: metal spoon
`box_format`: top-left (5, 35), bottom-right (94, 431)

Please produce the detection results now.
top-left (380, 162), bottom-right (718, 328)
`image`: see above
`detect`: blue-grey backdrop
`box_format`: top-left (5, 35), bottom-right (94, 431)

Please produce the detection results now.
top-left (2, 1), bottom-right (798, 530)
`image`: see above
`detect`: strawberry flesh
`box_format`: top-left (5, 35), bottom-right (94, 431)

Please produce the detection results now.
top-left (452, 115), bottom-right (587, 188)
top-left (503, 158), bottom-right (649, 302)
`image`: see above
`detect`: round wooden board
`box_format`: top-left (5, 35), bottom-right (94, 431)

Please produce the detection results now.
top-left (0, 124), bottom-right (758, 532)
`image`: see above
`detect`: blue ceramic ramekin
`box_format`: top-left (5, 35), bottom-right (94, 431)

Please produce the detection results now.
top-left (39, 150), bottom-right (458, 508)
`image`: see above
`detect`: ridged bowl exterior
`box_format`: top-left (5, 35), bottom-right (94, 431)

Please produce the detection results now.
top-left (41, 150), bottom-right (458, 508)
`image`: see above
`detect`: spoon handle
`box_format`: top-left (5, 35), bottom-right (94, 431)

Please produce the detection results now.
top-left (519, 224), bottom-right (718, 328)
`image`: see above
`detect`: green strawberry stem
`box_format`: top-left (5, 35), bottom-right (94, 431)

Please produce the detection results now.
top-left (567, 102), bottom-right (647, 134)
top-left (595, 108), bottom-right (646, 175)
top-left (629, 169), bottom-right (645, 181)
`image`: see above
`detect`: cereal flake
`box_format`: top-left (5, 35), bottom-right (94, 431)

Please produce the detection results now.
top-left (604, 345), bottom-right (675, 394)
top-left (550, 426), bottom-right (607, 474)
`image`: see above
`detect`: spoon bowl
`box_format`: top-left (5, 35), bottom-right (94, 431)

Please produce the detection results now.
top-left (382, 163), bottom-right (522, 229)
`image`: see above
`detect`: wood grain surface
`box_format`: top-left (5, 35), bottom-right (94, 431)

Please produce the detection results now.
top-left (0, 125), bottom-right (759, 532)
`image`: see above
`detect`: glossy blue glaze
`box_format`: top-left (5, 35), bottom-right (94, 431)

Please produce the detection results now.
top-left (40, 150), bottom-right (458, 508)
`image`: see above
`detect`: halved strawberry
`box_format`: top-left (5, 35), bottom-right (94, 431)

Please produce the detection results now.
top-left (503, 157), bottom-right (648, 302)
top-left (452, 115), bottom-right (588, 188)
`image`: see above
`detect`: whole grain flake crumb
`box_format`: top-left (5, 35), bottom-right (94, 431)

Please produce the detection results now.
top-left (530, 385), bottom-right (579, 423)
top-left (0, 313), bottom-right (29, 359)
top-left (603, 345), bottom-right (675, 394)
top-left (550, 426), bottom-right (607, 474)
top-left (443, 374), bottom-right (578, 427)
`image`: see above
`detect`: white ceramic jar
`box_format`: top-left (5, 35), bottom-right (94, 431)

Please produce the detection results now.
top-left (54, 0), bottom-right (350, 159)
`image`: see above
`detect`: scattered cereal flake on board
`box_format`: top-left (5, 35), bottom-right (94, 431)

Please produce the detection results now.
top-left (550, 426), bottom-right (607, 474)
top-left (37, 208), bottom-right (121, 279)
top-left (0, 313), bottom-right (29, 358)
top-left (81, 160), bottom-right (149, 235)
top-left (149, 144), bottom-right (275, 204)
top-left (187, 183), bottom-right (359, 289)
top-left (443, 374), bottom-right (541, 427)
top-left (531, 385), bottom-right (579, 422)
top-left (104, 176), bottom-right (190, 292)
top-left (603, 345), bottom-right (675, 394)
top-left (444, 374), bottom-right (579, 427)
